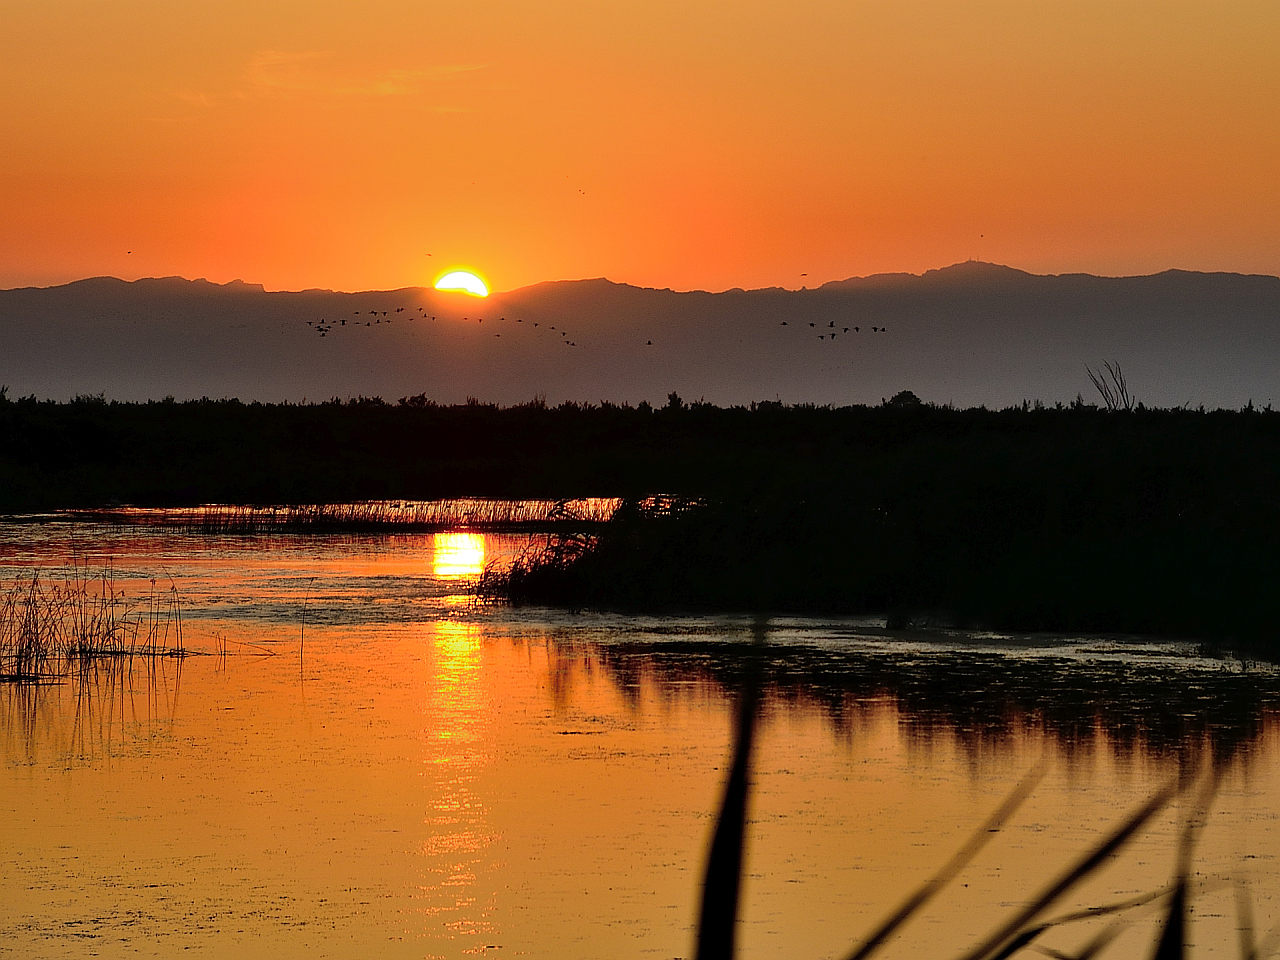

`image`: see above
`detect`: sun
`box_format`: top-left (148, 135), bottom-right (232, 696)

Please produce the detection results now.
top-left (434, 269), bottom-right (489, 297)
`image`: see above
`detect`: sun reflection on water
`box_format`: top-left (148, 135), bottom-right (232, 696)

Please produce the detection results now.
top-left (432, 532), bottom-right (486, 578)
top-left (413, 620), bottom-right (499, 946)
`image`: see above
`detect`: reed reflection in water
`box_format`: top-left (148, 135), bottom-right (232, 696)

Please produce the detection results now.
top-left (1, 656), bottom-right (184, 765)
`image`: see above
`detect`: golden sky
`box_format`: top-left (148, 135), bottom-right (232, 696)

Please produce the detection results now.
top-left (2, 0), bottom-right (1277, 292)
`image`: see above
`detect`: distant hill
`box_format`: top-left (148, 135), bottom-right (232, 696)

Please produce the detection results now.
top-left (3, 262), bottom-right (1279, 408)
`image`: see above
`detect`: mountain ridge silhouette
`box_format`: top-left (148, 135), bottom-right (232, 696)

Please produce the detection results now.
top-left (4, 261), bottom-right (1279, 408)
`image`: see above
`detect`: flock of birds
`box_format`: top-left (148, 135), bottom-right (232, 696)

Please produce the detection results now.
top-left (781, 319), bottom-right (889, 341)
top-left (304, 305), bottom-right (584, 347)
top-left (307, 305), bottom-right (415, 337)
top-left (301, 304), bottom-right (891, 351)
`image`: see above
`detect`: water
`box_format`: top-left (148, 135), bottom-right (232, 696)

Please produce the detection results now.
top-left (2, 523), bottom-right (1280, 959)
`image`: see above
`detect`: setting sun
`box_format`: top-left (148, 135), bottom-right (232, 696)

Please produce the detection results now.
top-left (434, 270), bottom-right (489, 298)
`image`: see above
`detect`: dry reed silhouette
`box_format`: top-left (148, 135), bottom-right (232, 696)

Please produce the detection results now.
top-left (67, 498), bottom-right (624, 533)
top-left (1086, 361), bottom-right (1136, 412)
top-left (0, 561), bottom-right (184, 683)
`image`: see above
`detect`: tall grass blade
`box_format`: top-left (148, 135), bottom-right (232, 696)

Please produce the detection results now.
top-left (1073, 919), bottom-right (1129, 960)
top-left (1236, 879), bottom-right (1257, 960)
top-left (1026, 917), bottom-right (1126, 960)
top-left (1150, 883), bottom-right (1187, 960)
top-left (1150, 769), bottom-right (1221, 960)
top-left (844, 761), bottom-right (1047, 960)
top-left (984, 884), bottom-right (1176, 959)
top-left (695, 622), bottom-right (766, 960)
top-left (951, 782), bottom-right (1180, 960)
top-left (300, 576), bottom-right (314, 676)
top-left (987, 926), bottom-right (1044, 960)
top-left (1252, 918), bottom-right (1280, 959)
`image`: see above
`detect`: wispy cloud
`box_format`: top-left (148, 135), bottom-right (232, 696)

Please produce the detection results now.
top-left (172, 90), bottom-right (218, 108)
top-left (242, 50), bottom-right (485, 99)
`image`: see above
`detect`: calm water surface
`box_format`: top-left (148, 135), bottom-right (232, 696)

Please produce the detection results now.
top-left (2, 524), bottom-right (1279, 959)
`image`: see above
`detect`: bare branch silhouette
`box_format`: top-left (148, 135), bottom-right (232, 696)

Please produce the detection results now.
top-left (1086, 361), bottom-right (1135, 411)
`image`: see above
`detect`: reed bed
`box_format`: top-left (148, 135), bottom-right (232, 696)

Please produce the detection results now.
top-left (0, 562), bottom-right (184, 683)
top-left (64, 497), bottom-right (630, 533)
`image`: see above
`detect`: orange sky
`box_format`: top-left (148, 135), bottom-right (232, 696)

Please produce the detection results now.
top-left (2, 0), bottom-right (1278, 293)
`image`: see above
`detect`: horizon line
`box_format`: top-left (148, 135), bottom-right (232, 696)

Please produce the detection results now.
top-left (5, 259), bottom-right (1280, 298)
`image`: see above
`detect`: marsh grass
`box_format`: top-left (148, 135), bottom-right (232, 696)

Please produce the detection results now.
top-left (477, 531), bottom-right (598, 603)
top-left (0, 561), bottom-right (184, 683)
top-left (66, 497), bottom-right (625, 533)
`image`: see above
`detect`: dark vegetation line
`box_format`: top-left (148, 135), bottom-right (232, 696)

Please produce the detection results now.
top-left (1, 387), bottom-right (1274, 508)
top-left (4, 389), bottom-right (1280, 649)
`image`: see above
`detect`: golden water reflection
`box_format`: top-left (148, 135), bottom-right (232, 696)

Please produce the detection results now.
top-left (3, 627), bottom-right (1280, 959)
top-left (4, 523), bottom-right (1280, 958)
top-left (432, 532), bottom-right (486, 578)
top-left (414, 621), bottom-right (498, 945)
